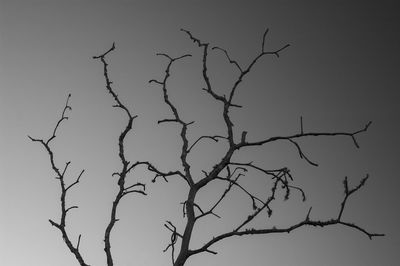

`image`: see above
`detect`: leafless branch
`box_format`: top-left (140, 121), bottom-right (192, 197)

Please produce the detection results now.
top-left (337, 175), bottom-right (369, 220)
top-left (76, 234), bottom-right (82, 251)
top-left (66, 169), bottom-right (85, 191)
top-left (93, 44), bottom-right (145, 266)
top-left (233, 176), bottom-right (280, 232)
top-left (288, 139), bottom-right (319, 166)
top-left (192, 173), bottom-right (383, 256)
top-left (196, 167), bottom-right (246, 221)
top-left (46, 94), bottom-right (72, 145)
top-left (239, 121), bottom-right (372, 149)
top-left (134, 161), bottom-right (188, 184)
top-left (149, 52), bottom-right (195, 187)
top-left (29, 95), bottom-right (90, 266)
top-left (123, 182), bottom-right (147, 196)
top-left (187, 135), bottom-right (226, 153)
top-left (212, 46), bottom-right (243, 72)
top-left (300, 116), bottom-right (304, 134)
top-left (230, 162), bottom-right (306, 203)
top-left (216, 28), bottom-right (290, 106)
top-left (181, 29), bottom-right (226, 105)
top-left (163, 221), bottom-right (183, 265)
top-left (214, 176), bottom-right (264, 208)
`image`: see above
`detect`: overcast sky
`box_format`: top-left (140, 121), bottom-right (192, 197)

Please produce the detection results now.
top-left (1, 1), bottom-right (399, 266)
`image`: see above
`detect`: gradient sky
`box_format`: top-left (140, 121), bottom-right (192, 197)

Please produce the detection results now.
top-left (1, 1), bottom-right (399, 266)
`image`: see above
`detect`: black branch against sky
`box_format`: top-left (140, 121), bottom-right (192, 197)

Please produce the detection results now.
top-left (93, 43), bottom-right (147, 266)
top-left (30, 28), bottom-right (384, 266)
top-left (29, 95), bottom-right (90, 266)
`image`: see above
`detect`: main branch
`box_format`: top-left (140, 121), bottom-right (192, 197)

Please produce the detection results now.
top-left (93, 44), bottom-right (146, 266)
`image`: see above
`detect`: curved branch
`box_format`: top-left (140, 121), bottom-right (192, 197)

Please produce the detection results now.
top-left (47, 94), bottom-right (72, 145)
top-left (188, 135), bottom-right (226, 153)
top-left (196, 168), bottom-right (246, 221)
top-left (93, 44), bottom-right (144, 266)
top-left (212, 46), bottom-right (243, 72)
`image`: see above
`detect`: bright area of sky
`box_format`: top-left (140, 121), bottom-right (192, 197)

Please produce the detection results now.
top-left (1, 0), bottom-right (399, 266)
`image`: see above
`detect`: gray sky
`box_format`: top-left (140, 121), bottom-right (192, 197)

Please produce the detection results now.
top-left (1, 1), bottom-right (399, 266)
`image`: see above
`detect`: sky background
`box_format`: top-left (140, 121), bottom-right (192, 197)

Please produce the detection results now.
top-left (1, 0), bottom-right (399, 266)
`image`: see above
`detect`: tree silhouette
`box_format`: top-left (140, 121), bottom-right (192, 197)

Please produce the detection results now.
top-left (29, 28), bottom-right (383, 266)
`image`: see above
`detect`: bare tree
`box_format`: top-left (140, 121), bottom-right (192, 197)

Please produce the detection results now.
top-left (146, 29), bottom-right (384, 266)
top-left (30, 28), bottom-right (383, 266)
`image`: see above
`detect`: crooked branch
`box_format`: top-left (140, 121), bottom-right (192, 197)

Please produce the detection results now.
top-left (149, 52), bottom-right (194, 187)
top-left (29, 95), bottom-right (89, 266)
top-left (93, 44), bottom-right (145, 266)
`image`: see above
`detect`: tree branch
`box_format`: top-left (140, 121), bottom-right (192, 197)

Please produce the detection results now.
top-left (187, 135), bottom-right (226, 153)
top-left (93, 44), bottom-right (145, 266)
top-left (239, 121), bottom-right (372, 149)
top-left (192, 173), bottom-right (383, 256)
top-left (212, 46), bottom-right (243, 72)
top-left (149, 52), bottom-right (194, 187)
top-left (163, 221), bottom-right (182, 265)
top-left (29, 95), bottom-right (90, 266)
top-left (195, 167), bottom-right (246, 221)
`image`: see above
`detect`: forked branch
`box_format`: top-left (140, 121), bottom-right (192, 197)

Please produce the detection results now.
top-left (149, 53), bottom-right (194, 187)
top-left (192, 174), bottom-right (384, 256)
